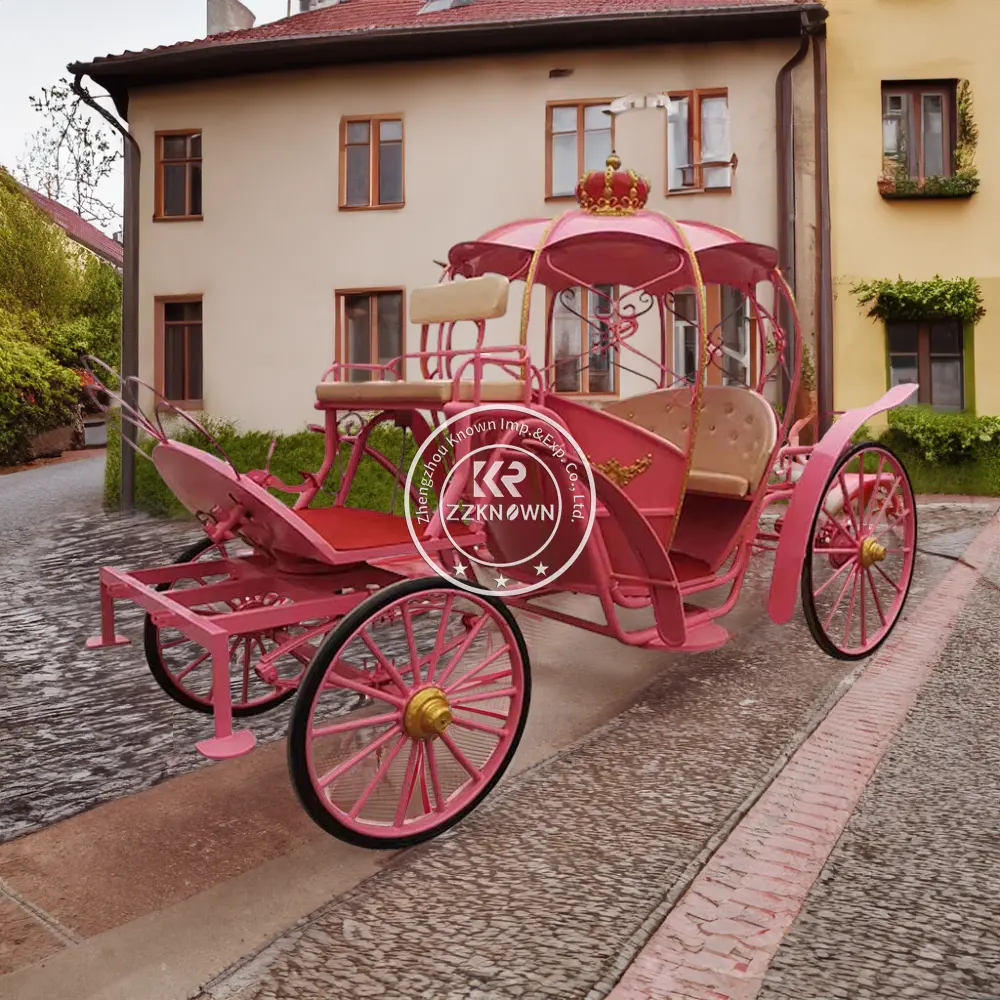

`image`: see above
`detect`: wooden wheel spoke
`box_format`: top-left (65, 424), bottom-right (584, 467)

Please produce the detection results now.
top-left (311, 711), bottom-right (399, 739)
top-left (394, 742), bottom-right (424, 826)
top-left (842, 570), bottom-right (859, 648)
top-left (444, 647), bottom-right (512, 695)
top-left (814, 554), bottom-right (856, 599)
top-left (451, 715), bottom-right (506, 738)
top-left (435, 614), bottom-right (490, 689)
top-left (359, 628), bottom-right (410, 694)
top-left (425, 740), bottom-right (445, 813)
top-left (439, 731), bottom-right (482, 782)
top-left (174, 650), bottom-right (209, 682)
top-left (865, 566), bottom-right (888, 628)
top-left (348, 734), bottom-right (407, 820)
top-left (323, 669), bottom-right (407, 708)
top-left (822, 565), bottom-right (857, 632)
top-left (318, 724), bottom-right (402, 789)
top-left (451, 686), bottom-right (517, 707)
top-left (873, 561), bottom-right (904, 593)
top-left (424, 594), bottom-right (457, 683)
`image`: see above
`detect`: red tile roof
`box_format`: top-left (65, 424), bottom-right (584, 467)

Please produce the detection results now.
top-left (85, 0), bottom-right (813, 64)
top-left (21, 187), bottom-right (123, 269)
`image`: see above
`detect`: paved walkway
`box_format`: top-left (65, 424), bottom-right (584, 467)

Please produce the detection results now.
top-left (0, 497), bottom-right (996, 1000)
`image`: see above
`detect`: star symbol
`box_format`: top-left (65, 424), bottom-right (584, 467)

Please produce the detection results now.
top-left (494, 573), bottom-right (510, 588)
top-left (452, 560), bottom-right (468, 579)
top-left (534, 562), bottom-right (548, 576)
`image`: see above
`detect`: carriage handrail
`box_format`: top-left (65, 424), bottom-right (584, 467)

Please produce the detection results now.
top-left (319, 344), bottom-right (533, 384)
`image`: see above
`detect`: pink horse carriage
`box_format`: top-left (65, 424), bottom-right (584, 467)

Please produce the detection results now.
top-left (86, 154), bottom-right (916, 849)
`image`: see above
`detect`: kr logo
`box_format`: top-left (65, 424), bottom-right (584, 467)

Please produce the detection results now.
top-left (472, 459), bottom-right (527, 499)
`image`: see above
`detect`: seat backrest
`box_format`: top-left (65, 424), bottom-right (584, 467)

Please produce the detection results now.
top-left (602, 386), bottom-right (778, 492)
top-left (409, 274), bottom-right (510, 325)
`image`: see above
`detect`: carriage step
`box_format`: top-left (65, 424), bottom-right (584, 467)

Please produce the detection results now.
top-left (679, 620), bottom-right (730, 653)
top-left (196, 730), bottom-right (257, 760)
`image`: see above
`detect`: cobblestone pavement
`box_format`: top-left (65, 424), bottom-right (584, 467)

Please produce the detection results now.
top-left (757, 568), bottom-right (1000, 1000)
top-left (193, 503), bottom-right (998, 1000)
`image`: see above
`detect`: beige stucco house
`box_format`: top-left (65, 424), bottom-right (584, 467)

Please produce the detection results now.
top-left (72, 0), bottom-right (830, 446)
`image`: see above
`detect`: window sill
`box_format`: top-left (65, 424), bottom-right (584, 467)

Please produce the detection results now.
top-left (339, 203), bottom-right (405, 212)
top-left (877, 177), bottom-right (979, 200)
top-left (158, 399), bottom-right (204, 411)
top-left (545, 194), bottom-right (579, 203)
top-left (666, 186), bottom-right (732, 197)
top-left (153, 215), bottom-right (204, 223)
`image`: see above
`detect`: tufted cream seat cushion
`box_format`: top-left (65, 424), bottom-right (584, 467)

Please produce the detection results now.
top-left (603, 386), bottom-right (778, 497)
top-left (316, 380), bottom-right (526, 405)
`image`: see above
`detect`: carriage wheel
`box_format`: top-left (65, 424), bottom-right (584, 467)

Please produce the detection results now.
top-left (801, 442), bottom-right (917, 660)
top-left (288, 577), bottom-right (530, 849)
top-left (143, 538), bottom-right (326, 716)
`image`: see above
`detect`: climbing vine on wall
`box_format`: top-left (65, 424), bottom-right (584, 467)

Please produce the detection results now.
top-left (850, 275), bottom-right (985, 324)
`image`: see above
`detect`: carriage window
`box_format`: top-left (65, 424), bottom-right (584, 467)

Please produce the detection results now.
top-left (671, 291), bottom-right (699, 384)
top-left (667, 90), bottom-right (731, 193)
top-left (551, 285), bottom-right (617, 395)
top-left (159, 299), bottom-right (203, 405)
top-left (337, 290), bottom-right (404, 381)
top-left (719, 287), bottom-right (750, 387)
top-left (881, 82), bottom-right (955, 179)
top-left (341, 116), bottom-right (404, 209)
top-left (887, 319), bottom-right (964, 411)
top-left (155, 131), bottom-right (202, 219)
top-left (547, 102), bottom-right (613, 198)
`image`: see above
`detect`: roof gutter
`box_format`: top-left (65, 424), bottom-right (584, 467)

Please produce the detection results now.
top-left (70, 4), bottom-right (827, 119)
top-left (813, 29), bottom-right (834, 436)
top-left (774, 11), bottom-right (813, 412)
top-left (71, 75), bottom-right (140, 513)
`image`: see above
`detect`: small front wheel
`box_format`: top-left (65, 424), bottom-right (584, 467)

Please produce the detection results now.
top-left (802, 441), bottom-right (917, 660)
top-left (288, 578), bottom-right (530, 849)
top-left (144, 537), bottom-right (323, 716)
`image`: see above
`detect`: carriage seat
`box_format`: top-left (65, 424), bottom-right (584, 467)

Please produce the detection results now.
top-left (602, 386), bottom-right (777, 498)
top-left (316, 274), bottom-right (527, 405)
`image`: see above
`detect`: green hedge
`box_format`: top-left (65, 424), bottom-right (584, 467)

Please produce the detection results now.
top-left (104, 413), bottom-right (422, 518)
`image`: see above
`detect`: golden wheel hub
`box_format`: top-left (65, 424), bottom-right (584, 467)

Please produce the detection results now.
top-left (403, 687), bottom-right (453, 740)
top-left (860, 536), bottom-right (887, 569)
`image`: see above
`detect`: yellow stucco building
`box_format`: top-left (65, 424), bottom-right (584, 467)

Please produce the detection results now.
top-left (827, 0), bottom-right (998, 418)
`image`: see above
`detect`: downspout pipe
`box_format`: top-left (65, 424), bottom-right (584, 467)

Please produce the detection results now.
top-left (71, 74), bottom-right (140, 514)
top-left (813, 30), bottom-right (834, 437)
top-left (775, 14), bottom-right (812, 411)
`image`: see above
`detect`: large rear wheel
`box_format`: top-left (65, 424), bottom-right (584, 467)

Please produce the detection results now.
top-left (801, 441), bottom-right (917, 660)
top-left (288, 577), bottom-right (530, 849)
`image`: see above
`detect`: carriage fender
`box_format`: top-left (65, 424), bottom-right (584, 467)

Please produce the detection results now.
top-left (767, 383), bottom-right (917, 626)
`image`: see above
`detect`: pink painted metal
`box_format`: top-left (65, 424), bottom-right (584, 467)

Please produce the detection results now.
top-left (83, 152), bottom-right (918, 849)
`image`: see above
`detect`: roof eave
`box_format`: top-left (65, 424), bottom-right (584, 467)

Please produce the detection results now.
top-left (70, 4), bottom-right (828, 120)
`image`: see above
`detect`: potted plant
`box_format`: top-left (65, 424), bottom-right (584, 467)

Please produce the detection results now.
top-left (794, 341), bottom-right (819, 444)
top-left (877, 157), bottom-right (896, 195)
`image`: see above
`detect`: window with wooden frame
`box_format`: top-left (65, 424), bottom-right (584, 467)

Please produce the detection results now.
top-left (156, 298), bottom-right (203, 407)
top-left (340, 116), bottom-right (404, 209)
top-left (336, 290), bottom-right (405, 381)
top-left (155, 132), bottom-right (202, 220)
top-left (666, 90), bottom-right (732, 193)
top-left (671, 286), bottom-right (755, 387)
top-left (546, 102), bottom-right (614, 199)
top-left (882, 81), bottom-right (956, 180)
top-left (887, 319), bottom-right (964, 411)
top-left (550, 285), bottom-right (618, 395)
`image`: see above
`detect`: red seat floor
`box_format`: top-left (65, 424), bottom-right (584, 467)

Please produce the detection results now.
top-left (295, 507), bottom-right (470, 551)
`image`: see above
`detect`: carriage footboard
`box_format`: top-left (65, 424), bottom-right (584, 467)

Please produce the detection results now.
top-left (86, 556), bottom-right (399, 760)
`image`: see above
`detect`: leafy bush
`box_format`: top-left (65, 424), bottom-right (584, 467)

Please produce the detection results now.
top-left (0, 168), bottom-right (122, 465)
top-left (850, 275), bottom-right (985, 324)
top-left (886, 406), bottom-right (1000, 463)
top-left (0, 331), bottom-right (77, 464)
top-left (105, 414), bottom-right (419, 519)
